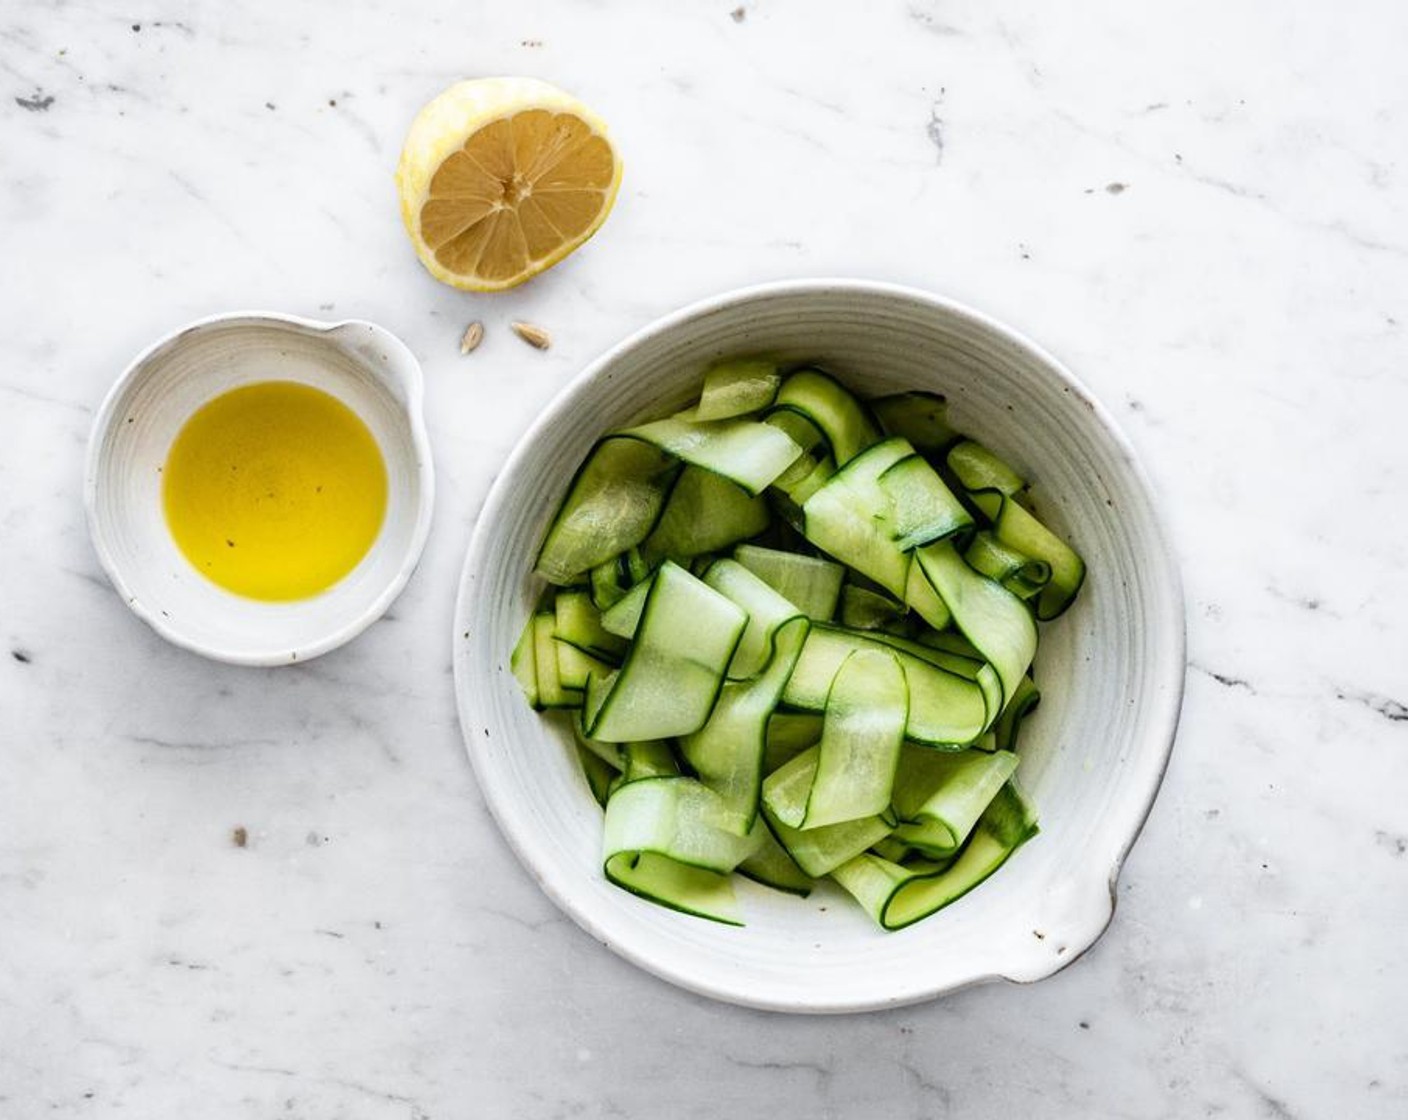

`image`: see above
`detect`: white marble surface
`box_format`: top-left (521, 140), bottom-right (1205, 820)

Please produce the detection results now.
top-left (2, 0), bottom-right (1405, 1116)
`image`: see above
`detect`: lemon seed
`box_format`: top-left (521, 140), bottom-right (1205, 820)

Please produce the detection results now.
top-left (511, 321), bottom-right (552, 350)
top-left (459, 321), bottom-right (485, 354)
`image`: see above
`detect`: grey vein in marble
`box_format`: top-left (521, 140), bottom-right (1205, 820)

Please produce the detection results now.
top-left (2, 1), bottom-right (1406, 1117)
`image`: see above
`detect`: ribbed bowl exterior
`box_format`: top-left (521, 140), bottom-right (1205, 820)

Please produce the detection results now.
top-left (85, 313), bottom-right (434, 665)
top-left (453, 280), bottom-right (1184, 1012)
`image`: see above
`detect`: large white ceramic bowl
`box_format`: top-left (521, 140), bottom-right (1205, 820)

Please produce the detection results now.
top-left (453, 280), bottom-right (1185, 1012)
top-left (86, 312), bottom-right (434, 666)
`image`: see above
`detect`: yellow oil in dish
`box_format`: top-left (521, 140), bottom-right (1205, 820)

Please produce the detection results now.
top-left (162, 381), bottom-right (388, 601)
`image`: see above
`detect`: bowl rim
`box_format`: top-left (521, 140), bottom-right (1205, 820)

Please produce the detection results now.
top-left (84, 309), bottom-right (437, 667)
top-left (453, 277), bottom-right (1186, 1011)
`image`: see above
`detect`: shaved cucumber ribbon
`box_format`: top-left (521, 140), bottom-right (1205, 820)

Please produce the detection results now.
top-left (913, 538), bottom-right (1037, 717)
top-left (947, 440), bottom-right (1086, 619)
top-left (831, 783), bottom-right (1038, 930)
top-left (871, 391), bottom-right (959, 454)
top-left (640, 465), bottom-right (770, 568)
top-left (772, 368), bottom-right (883, 466)
top-left (695, 358), bottom-right (782, 422)
top-left (732, 543), bottom-right (844, 623)
top-left (800, 437), bottom-right (970, 631)
top-left (602, 777), bottom-right (765, 926)
top-left (620, 414), bottom-right (804, 496)
top-left (584, 561), bottom-right (746, 742)
top-left (761, 746), bottom-right (897, 878)
top-left (890, 747), bottom-right (1019, 855)
top-left (736, 819), bottom-right (815, 896)
top-left (535, 436), bottom-right (681, 585)
top-left (764, 647), bottom-right (907, 830)
top-left (783, 624), bottom-right (991, 747)
top-left (554, 590), bottom-right (627, 661)
top-left (679, 560), bottom-right (811, 829)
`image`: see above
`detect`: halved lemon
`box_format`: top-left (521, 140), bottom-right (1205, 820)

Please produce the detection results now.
top-left (396, 78), bottom-right (623, 292)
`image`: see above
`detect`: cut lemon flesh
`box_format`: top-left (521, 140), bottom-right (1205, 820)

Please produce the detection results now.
top-left (396, 78), bottom-right (623, 291)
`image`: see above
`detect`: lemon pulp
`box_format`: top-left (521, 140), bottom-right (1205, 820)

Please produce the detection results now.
top-left (396, 77), bottom-right (623, 291)
top-left (162, 381), bottom-right (388, 601)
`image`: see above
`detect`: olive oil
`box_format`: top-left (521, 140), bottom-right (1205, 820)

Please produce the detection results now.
top-left (162, 381), bottom-right (388, 601)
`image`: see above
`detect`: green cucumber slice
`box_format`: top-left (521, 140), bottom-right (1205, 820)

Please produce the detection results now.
top-left (695, 358), bottom-right (782, 421)
top-left (733, 543), bottom-right (845, 622)
top-left (576, 745), bottom-right (616, 807)
top-left (839, 584), bottom-right (908, 630)
top-left (869, 836), bottom-right (918, 864)
top-left (915, 628), bottom-right (983, 660)
top-left (589, 555), bottom-right (629, 611)
top-left (877, 454), bottom-right (973, 551)
top-left (904, 560), bottom-right (953, 631)
top-left (624, 547), bottom-right (652, 584)
top-left (611, 740), bottom-right (681, 789)
top-left (870, 391), bottom-right (959, 454)
top-left (736, 816), bottom-right (815, 896)
top-left (554, 589), bottom-right (628, 660)
top-left (604, 852), bottom-right (744, 925)
top-left (599, 577), bottom-right (653, 640)
top-left (858, 628), bottom-right (978, 678)
top-left (967, 491), bottom-right (1086, 620)
top-left (640, 465), bottom-right (770, 567)
top-left (801, 437), bottom-right (914, 596)
top-left (767, 648), bottom-right (907, 830)
top-left (762, 712), bottom-right (822, 775)
top-left (831, 783), bottom-right (1038, 929)
top-left (702, 559), bottom-right (808, 680)
top-left (571, 712), bottom-right (624, 770)
top-left (584, 562), bottom-right (747, 742)
top-left (891, 747), bottom-right (1019, 855)
top-left (765, 410), bottom-right (837, 506)
top-left (533, 612), bottom-right (582, 710)
top-left (993, 675), bottom-right (1041, 753)
top-left (856, 631), bottom-right (1004, 730)
top-left (913, 539), bottom-right (1037, 715)
top-left (603, 776), bottom-right (760, 870)
top-left (762, 750), bottom-right (896, 877)
top-left (964, 530), bottom-right (1051, 600)
top-left (946, 440), bottom-right (1026, 497)
top-left (772, 368), bottom-right (882, 465)
top-left (536, 436), bottom-right (681, 585)
top-left (554, 639), bottom-right (615, 691)
top-left (680, 616), bottom-right (809, 830)
top-left (783, 455), bottom-right (837, 506)
top-left (767, 489), bottom-right (806, 537)
top-left (510, 613), bottom-right (539, 709)
top-left (620, 414), bottom-right (804, 495)
top-left (782, 624), bottom-right (988, 747)
top-left (764, 408), bottom-right (827, 455)
top-left (602, 776), bottom-right (764, 925)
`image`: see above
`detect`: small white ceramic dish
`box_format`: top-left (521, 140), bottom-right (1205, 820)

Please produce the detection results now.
top-left (453, 280), bottom-right (1185, 1012)
top-left (86, 311), bottom-right (434, 666)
